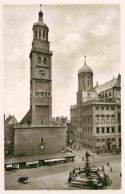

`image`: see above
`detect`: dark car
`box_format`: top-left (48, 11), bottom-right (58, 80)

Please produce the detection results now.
top-left (6, 167), bottom-right (17, 171)
top-left (18, 176), bottom-right (28, 184)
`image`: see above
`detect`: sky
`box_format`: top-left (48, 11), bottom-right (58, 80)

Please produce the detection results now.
top-left (4, 4), bottom-right (120, 122)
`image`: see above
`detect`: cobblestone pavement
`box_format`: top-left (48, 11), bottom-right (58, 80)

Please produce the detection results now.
top-left (5, 149), bottom-right (121, 190)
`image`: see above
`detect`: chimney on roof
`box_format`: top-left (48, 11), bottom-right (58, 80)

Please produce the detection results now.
top-left (118, 73), bottom-right (121, 87)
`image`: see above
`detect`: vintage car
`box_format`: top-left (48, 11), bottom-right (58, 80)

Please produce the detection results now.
top-left (18, 176), bottom-right (28, 184)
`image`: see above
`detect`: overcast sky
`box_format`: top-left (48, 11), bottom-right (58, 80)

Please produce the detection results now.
top-left (4, 4), bottom-right (120, 122)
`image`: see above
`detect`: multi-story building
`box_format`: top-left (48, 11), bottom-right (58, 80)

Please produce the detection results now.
top-left (52, 116), bottom-right (68, 126)
top-left (5, 8), bottom-right (75, 169)
top-left (70, 56), bottom-right (121, 154)
top-left (4, 115), bottom-right (18, 156)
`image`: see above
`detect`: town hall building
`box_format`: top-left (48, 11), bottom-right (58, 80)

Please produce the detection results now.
top-left (70, 56), bottom-right (121, 154)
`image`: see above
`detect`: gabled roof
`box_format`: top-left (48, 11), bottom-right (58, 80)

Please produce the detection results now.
top-left (94, 77), bottom-right (119, 93)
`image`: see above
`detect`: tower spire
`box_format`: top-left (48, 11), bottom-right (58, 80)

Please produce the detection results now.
top-left (38, 4), bottom-right (43, 21)
top-left (84, 55), bottom-right (87, 65)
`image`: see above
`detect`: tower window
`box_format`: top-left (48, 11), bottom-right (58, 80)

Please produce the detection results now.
top-left (41, 138), bottom-right (43, 143)
top-left (43, 31), bottom-right (45, 39)
top-left (43, 58), bottom-right (47, 65)
top-left (39, 30), bottom-right (41, 38)
top-left (41, 121), bottom-right (43, 124)
top-left (35, 30), bottom-right (37, 38)
top-left (38, 57), bottom-right (41, 63)
top-left (46, 31), bottom-right (48, 40)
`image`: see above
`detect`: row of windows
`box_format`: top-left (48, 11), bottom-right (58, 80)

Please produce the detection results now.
top-left (83, 106), bottom-right (92, 112)
top-left (97, 138), bottom-right (115, 142)
top-left (96, 126), bottom-right (121, 134)
top-left (83, 80), bottom-right (91, 87)
top-left (38, 57), bottom-right (47, 65)
top-left (96, 106), bottom-right (115, 110)
top-left (35, 29), bottom-right (48, 40)
top-left (83, 127), bottom-right (92, 134)
top-left (96, 115), bottom-right (115, 124)
top-left (83, 116), bottom-right (92, 123)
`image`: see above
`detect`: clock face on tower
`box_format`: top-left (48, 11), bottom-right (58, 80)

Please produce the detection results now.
top-left (39, 68), bottom-right (46, 77)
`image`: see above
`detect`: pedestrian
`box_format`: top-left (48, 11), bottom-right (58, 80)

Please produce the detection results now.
top-left (110, 167), bottom-right (112, 172)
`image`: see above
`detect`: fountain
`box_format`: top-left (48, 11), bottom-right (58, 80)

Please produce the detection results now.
top-left (68, 151), bottom-right (112, 189)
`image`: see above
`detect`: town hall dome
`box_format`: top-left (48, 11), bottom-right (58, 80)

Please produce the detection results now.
top-left (78, 56), bottom-right (93, 75)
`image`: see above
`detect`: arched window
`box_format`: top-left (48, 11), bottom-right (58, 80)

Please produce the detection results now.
top-left (43, 58), bottom-right (47, 65)
top-left (35, 30), bottom-right (37, 38)
top-left (43, 31), bottom-right (45, 39)
top-left (38, 57), bottom-right (41, 63)
top-left (39, 30), bottom-right (41, 38)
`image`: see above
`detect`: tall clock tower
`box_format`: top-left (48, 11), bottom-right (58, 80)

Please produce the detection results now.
top-left (29, 8), bottom-right (52, 125)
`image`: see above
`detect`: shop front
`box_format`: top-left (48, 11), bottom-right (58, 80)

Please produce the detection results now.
top-left (44, 158), bottom-right (66, 166)
top-left (26, 161), bottom-right (39, 168)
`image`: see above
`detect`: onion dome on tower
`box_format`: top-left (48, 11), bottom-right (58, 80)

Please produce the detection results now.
top-left (78, 56), bottom-right (93, 91)
top-left (78, 56), bottom-right (93, 75)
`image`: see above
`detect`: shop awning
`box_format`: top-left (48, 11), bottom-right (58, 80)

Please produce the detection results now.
top-left (44, 158), bottom-right (66, 162)
top-left (6, 164), bottom-right (12, 168)
top-left (26, 161), bottom-right (38, 165)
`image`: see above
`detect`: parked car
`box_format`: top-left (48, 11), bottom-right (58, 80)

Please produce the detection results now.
top-left (18, 176), bottom-right (28, 184)
top-left (6, 167), bottom-right (17, 171)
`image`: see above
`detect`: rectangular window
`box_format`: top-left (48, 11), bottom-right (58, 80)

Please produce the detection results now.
top-left (35, 30), bottom-right (37, 38)
top-left (111, 115), bottom-right (115, 123)
top-left (118, 113), bottom-right (121, 123)
top-left (41, 138), bottom-right (44, 143)
top-left (112, 138), bottom-right (115, 141)
top-left (97, 139), bottom-right (100, 142)
top-left (102, 139), bottom-right (105, 142)
top-left (118, 125), bottom-right (121, 133)
top-left (106, 115), bottom-right (110, 124)
top-left (112, 127), bottom-right (115, 133)
top-left (101, 115), bottom-right (105, 124)
top-left (106, 107), bottom-right (109, 110)
top-left (39, 30), bottom-right (41, 38)
top-left (107, 138), bottom-right (110, 141)
top-left (107, 127), bottom-right (110, 133)
top-left (96, 127), bottom-right (100, 134)
top-left (43, 31), bottom-right (45, 39)
top-left (102, 127), bottom-right (105, 133)
top-left (111, 107), bottom-right (114, 110)
top-left (96, 116), bottom-right (99, 124)
top-left (96, 107), bottom-right (99, 110)
top-left (101, 107), bottom-right (104, 110)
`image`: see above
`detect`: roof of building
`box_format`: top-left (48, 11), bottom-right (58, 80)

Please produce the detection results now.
top-left (78, 56), bottom-right (93, 75)
top-left (5, 115), bottom-right (18, 125)
top-left (33, 20), bottom-right (49, 29)
top-left (94, 77), bottom-right (119, 93)
top-left (5, 152), bottom-right (75, 164)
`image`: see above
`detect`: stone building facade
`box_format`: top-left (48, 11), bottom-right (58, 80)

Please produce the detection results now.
top-left (14, 125), bottom-right (66, 156)
top-left (70, 56), bottom-right (121, 153)
top-left (12, 8), bottom-right (67, 158)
